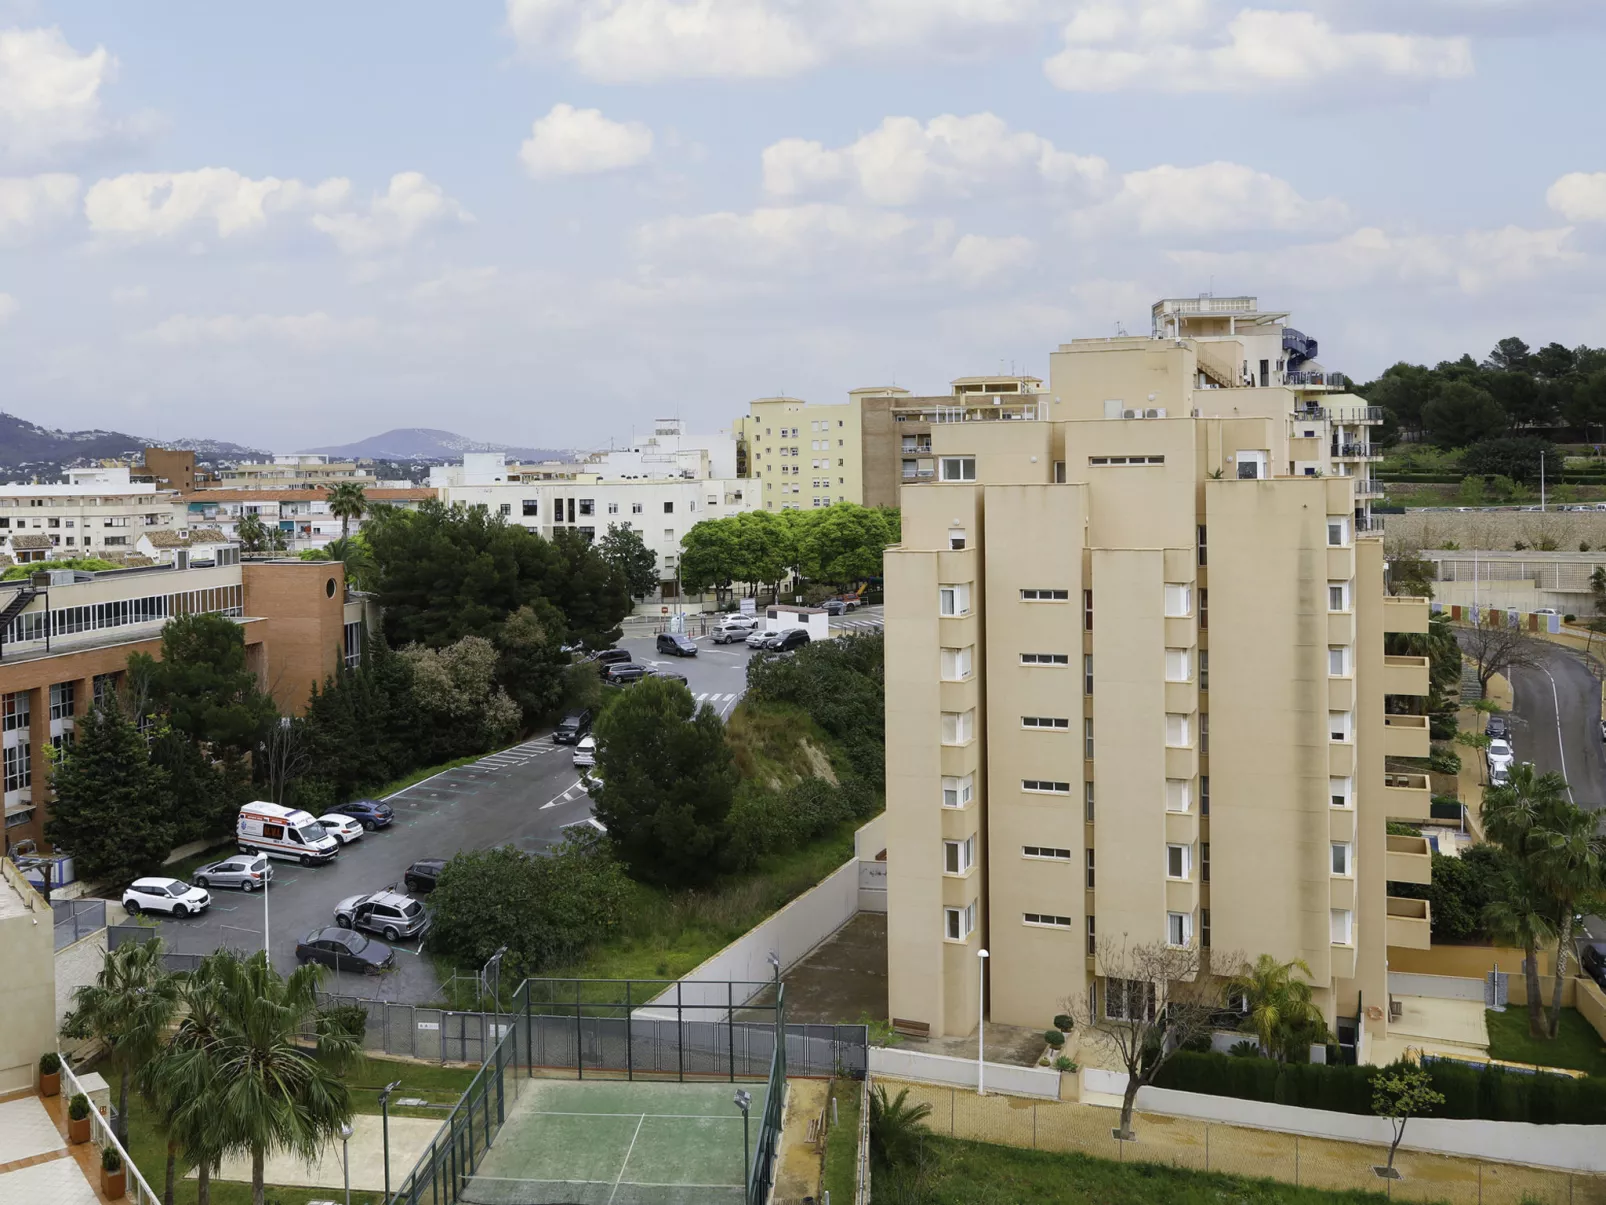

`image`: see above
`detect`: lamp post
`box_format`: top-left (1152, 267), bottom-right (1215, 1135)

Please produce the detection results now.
top-left (977, 948), bottom-right (989, 1096)
top-left (734, 1088), bottom-right (752, 1189)
top-left (339, 1121), bottom-right (354, 1205)
top-left (767, 950), bottom-right (780, 1000)
top-left (379, 1080), bottom-right (401, 1200)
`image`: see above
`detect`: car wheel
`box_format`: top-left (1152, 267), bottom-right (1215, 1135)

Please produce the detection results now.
top-left (124, 901), bottom-right (140, 916)
top-left (172, 904), bottom-right (187, 918)
top-left (362, 820), bottom-right (376, 832)
top-left (383, 925), bottom-right (400, 941)
top-left (336, 915), bottom-right (353, 928)
top-left (241, 880), bottom-right (255, 893)
top-left (195, 876), bottom-right (209, 888)
top-left (300, 854), bottom-right (314, 867)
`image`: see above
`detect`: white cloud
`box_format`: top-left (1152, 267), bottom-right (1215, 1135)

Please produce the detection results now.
top-left (519, 104), bottom-right (653, 178)
top-left (762, 113), bottom-right (1107, 206)
top-left (639, 203), bottom-right (927, 272)
top-left (84, 168), bottom-right (350, 241)
top-left (134, 311), bottom-right (378, 349)
top-left (407, 266), bottom-right (501, 300)
top-left (1045, 2), bottom-right (1473, 94)
top-left (109, 284), bottom-right (149, 305)
top-left (0, 27), bottom-right (115, 160)
top-left (1074, 162), bottom-right (1349, 236)
top-left (1547, 172), bottom-right (1606, 223)
top-left (0, 293), bottom-right (17, 324)
top-left (309, 172), bottom-right (471, 255)
top-left (946, 233), bottom-right (1035, 282)
top-left (0, 173), bottom-right (79, 242)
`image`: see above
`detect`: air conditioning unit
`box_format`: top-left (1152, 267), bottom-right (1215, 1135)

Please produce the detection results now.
top-left (1145, 408), bottom-right (1166, 419)
top-left (1122, 409), bottom-right (1140, 419)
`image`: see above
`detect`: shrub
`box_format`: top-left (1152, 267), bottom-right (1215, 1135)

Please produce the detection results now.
top-left (318, 1004), bottom-right (369, 1042)
top-left (69, 1093), bottom-right (90, 1121)
top-left (1566, 612), bottom-right (1578, 620)
top-left (1429, 748), bottom-right (1462, 775)
top-left (1228, 1040), bottom-right (1261, 1058)
top-left (1429, 710), bottom-right (1458, 741)
top-left (1043, 1030), bottom-right (1065, 1050)
top-left (39, 1052), bottom-right (60, 1074)
top-left (1054, 1056), bottom-right (1078, 1073)
top-left (101, 1146), bottom-right (121, 1172)
top-left (1052, 1013), bottom-right (1073, 1033)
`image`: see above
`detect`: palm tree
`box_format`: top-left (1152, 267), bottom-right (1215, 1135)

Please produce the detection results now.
top-left (328, 482), bottom-right (368, 540)
top-left (1229, 954), bottom-right (1328, 1061)
top-left (235, 511), bottom-right (269, 554)
top-left (138, 952), bottom-right (231, 1205)
top-left (322, 535), bottom-right (375, 591)
top-left (868, 1084), bottom-right (932, 1171)
top-left (1484, 871), bottom-right (1558, 1039)
top-left (61, 936), bottom-right (180, 1146)
top-left (209, 950), bottom-right (359, 1205)
top-left (1524, 804), bottom-right (1606, 1037)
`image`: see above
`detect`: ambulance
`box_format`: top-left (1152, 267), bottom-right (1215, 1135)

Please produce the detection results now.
top-left (237, 802), bottom-right (341, 865)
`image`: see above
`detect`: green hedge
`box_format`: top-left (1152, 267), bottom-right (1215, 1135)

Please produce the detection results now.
top-left (1151, 1051), bottom-right (1606, 1125)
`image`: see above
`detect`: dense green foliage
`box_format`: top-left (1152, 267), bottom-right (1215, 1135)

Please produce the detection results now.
top-left (745, 631), bottom-right (885, 781)
top-left (596, 523), bottom-right (660, 599)
top-left (1388, 843), bottom-right (1508, 942)
top-left (131, 613), bottom-right (277, 755)
top-left (1, 556), bottom-right (118, 580)
top-left (678, 504), bottom-right (899, 600)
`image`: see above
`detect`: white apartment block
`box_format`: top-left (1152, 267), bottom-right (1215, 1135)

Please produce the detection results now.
top-left (0, 467), bottom-right (187, 564)
top-left (181, 488), bottom-right (435, 552)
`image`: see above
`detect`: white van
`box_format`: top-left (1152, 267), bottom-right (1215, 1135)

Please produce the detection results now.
top-left (237, 802), bottom-right (341, 866)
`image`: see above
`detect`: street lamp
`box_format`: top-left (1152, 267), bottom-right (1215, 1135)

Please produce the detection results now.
top-left (976, 949), bottom-right (989, 1096)
top-left (339, 1121), bottom-right (354, 1205)
top-left (767, 950), bottom-right (780, 998)
top-left (734, 1089), bottom-right (752, 1189)
top-left (379, 1080), bottom-right (402, 1200)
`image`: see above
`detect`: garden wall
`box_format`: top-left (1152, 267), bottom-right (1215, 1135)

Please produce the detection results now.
top-left (868, 1047), bottom-right (1061, 1099)
top-left (1575, 978), bottom-right (1606, 1045)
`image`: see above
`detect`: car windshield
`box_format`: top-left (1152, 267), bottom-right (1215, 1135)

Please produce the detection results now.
top-left (297, 823), bottom-right (326, 842)
top-left (166, 884), bottom-right (190, 897)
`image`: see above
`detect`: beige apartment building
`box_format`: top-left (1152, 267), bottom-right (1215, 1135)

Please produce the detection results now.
top-left (884, 305), bottom-right (1433, 1055)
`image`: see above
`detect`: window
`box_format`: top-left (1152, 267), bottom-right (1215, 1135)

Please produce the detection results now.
top-left (1201, 842), bottom-right (1210, 883)
top-left (1084, 717), bottom-right (1094, 758)
top-left (1024, 912), bottom-right (1073, 928)
top-left (941, 774), bottom-right (974, 808)
top-left (1165, 779), bottom-right (1191, 813)
top-left (944, 902), bottom-right (976, 942)
top-left (939, 456), bottom-right (976, 482)
top-left (1087, 915), bottom-right (1097, 955)
top-left (940, 646), bottom-right (974, 681)
top-left (1199, 650), bottom-right (1209, 691)
top-left (1331, 842), bottom-right (1353, 876)
top-left (343, 621), bottom-right (363, 669)
top-left (1084, 781), bottom-right (1095, 823)
top-left (1201, 775), bottom-right (1210, 816)
top-left (3, 692), bottom-right (29, 732)
top-left (1106, 977), bottom-right (1156, 1022)
top-left (1197, 524), bottom-right (1207, 567)
top-left (1167, 911), bottom-right (1192, 947)
top-left (1330, 776), bottom-right (1353, 809)
top-left (1165, 713), bottom-right (1191, 747)
top-left (1200, 588), bottom-right (1208, 629)
top-left (1085, 848), bottom-right (1095, 888)
top-left (939, 583), bottom-right (972, 617)
top-left (1165, 648), bottom-right (1191, 682)
top-left (1088, 455), bottom-right (1165, 466)
top-left (1021, 652), bottom-right (1069, 666)
top-left (1329, 711), bottom-right (1352, 742)
top-left (1020, 588), bottom-right (1069, 601)
top-left (1021, 779), bottom-right (1072, 794)
top-left (949, 528), bottom-right (966, 550)
top-left (1201, 907), bottom-right (1211, 949)
top-left (943, 837), bottom-right (975, 875)
top-left (1164, 584), bottom-right (1193, 617)
top-left (49, 681), bottom-right (75, 720)
top-left (664, 501), bottom-right (674, 514)
top-left (941, 710), bottom-right (974, 745)
top-left (1022, 716), bottom-right (1070, 730)
top-left (1200, 712), bottom-right (1209, 753)
top-left (1083, 589), bottom-right (1093, 631)
top-left (3, 742), bottom-right (30, 792)
top-left (1328, 646), bottom-right (1351, 677)
top-left (632, 502), bottom-right (643, 514)
top-left (578, 499), bottom-right (594, 516)
top-left (1166, 844), bottom-right (1191, 879)
top-left (663, 528), bottom-right (674, 543)
top-left (1022, 845), bottom-right (1072, 860)
top-left (521, 499), bottom-right (540, 516)
top-left (607, 502), bottom-right (619, 515)
top-left (499, 503), bottom-right (512, 517)
top-left (1327, 518), bottom-right (1350, 547)
top-left (1328, 581), bottom-right (1351, 612)
top-left (1330, 908), bottom-right (1353, 945)
top-left (1079, 653), bottom-right (1093, 695)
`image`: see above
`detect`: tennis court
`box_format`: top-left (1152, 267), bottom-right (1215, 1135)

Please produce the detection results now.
top-left (459, 1078), bottom-right (767, 1205)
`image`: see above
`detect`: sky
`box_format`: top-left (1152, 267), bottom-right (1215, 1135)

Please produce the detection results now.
top-left (2, 0), bottom-right (1605, 452)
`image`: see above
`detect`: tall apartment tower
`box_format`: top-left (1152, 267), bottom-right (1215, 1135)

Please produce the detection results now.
top-left (883, 306), bottom-right (1433, 1052)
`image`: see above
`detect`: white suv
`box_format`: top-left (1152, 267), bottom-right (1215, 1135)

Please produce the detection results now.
top-left (123, 877), bottom-right (212, 918)
top-left (1487, 738), bottom-right (1515, 773)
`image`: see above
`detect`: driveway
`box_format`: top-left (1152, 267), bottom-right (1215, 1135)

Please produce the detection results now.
top-left (1501, 639), bottom-right (1606, 811)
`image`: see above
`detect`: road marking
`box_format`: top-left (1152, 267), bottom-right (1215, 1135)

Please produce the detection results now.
top-left (610, 1115), bottom-right (648, 1205)
top-left (1540, 664), bottom-right (1576, 803)
top-left (540, 780), bottom-right (589, 809)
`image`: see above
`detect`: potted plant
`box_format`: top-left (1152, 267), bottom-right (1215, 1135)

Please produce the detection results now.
top-left (67, 1093), bottom-right (91, 1144)
top-left (38, 1052), bottom-right (60, 1097)
top-left (100, 1145), bottom-right (125, 1199)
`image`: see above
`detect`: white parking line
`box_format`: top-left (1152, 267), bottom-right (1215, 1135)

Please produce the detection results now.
top-left (540, 779), bottom-right (590, 809)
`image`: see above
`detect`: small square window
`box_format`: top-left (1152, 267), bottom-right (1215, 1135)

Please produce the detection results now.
top-left (1167, 911), bottom-right (1192, 948)
top-left (1166, 844), bottom-right (1191, 879)
top-left (941, 774), bottom-right (974, 808)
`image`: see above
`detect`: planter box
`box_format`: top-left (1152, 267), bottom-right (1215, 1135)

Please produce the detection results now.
top-left (68, 1115), bottom-right (90, 1144)
top-left (38, 1071), bottom-right (59, 1098)
top-left (101, 1165), bottom-right (125, 1200)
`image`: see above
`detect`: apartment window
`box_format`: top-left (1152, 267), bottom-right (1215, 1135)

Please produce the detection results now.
top-left (607, 502), bottom-right (619, 515)
top-left (1165, 648), bottom-right (1191, 682)
top-left (1088, 455), bottom-right (1164, 466)
top-left (3, 742), bottom-right (29, 793)
top-left (499, 503), bottom-right (512, 517)
top-left (1165, 779), bottom-right (1191, 813)
top-left (944, 902), bottom-right (976, 942)
top-left (1084, 717), bottom-right (1094, 758)
top-left (1201, 842), bottom-right (1210, 883)
top-left (1328, 581), bottom-right (1351, 612)
top-left (1200, 588), bottom-right (1208, 629)
top-left (2, 692), bottom-right (29, 732)
top-left (1197, 524), bottom-right (1207, 567)
top-left (1021, 652), bottom-right (1069, 666)
top-left (1163, 584), bottom-right (1193, 617)
top-left (1166, 844), bottom-right (1191, 879)
top-left (941, 774), bottom-right (974, 808)
top-left (1106, 976), bottom-right (1156, 1022)
top-left (1330, 776), bottom-right (1353, 809)
top-left (941, 710), bottom-right (975, 745)
top-left (578, 499), bottom-right (594, 516)
top-left (1084, 781), bottom-right (1095, 823)
top-left (1020, 588), bottom-right (1069, 601)
top-left (940, 646), bottom-right (974, 681)
top-left (632, 502), bottom-right (643, 514)
top-left (1201, 712), bottom-right (1209, 754)
top-left (1201, 907), bottom-right (1212, 948)
top-left (949, 528), bottom-right (967, 550)
top-left (943, 837), bottom-right (976, 875)
top-left (939, 583), bottom-right (972, 616)
top-left (663, 528), bottom-right (674, 543)
top-left (1084, 654), bottom-right (1094, 694)
top-left (1024, 913), bottom-right (1073, 928)
top-left (1084, 848), bottom-right (1095, 888)
top-left (664, 501), bottom-right (674, 513)
top-left (1329, 711), bottom-right (1352, 743)
top-left (1167, 911), bottom-right (1192, 947)
top-left (1331, 908), bottom-right (1354, 945)
top-left (49, 681), bottom-right (75, 720)
top-left (1165, 713), bottom-right (1191, 747)
top-left (1022, 779), bottom-right (1072, 794)
top-left (1201, 775), bottom-right (1210, 816)
top-left (343, 621), bottom-right (363, 669)
top-left (522, 499), bottom-right (539, 517)
top-left (1022, 845), bottom-right (1072, 860)
top-left (939, 456), bottom-right (976, 482)
top-left (1327, 518), bottom-right (1350, 547)
top-left (1328, 646), bottom-right (1351, 677)
top-left (1022, 716), bottom-right (1070, 730)
top-left (1199, 650), bottom-right (1209, 691)
top-left (1083, 589), bottom-right (1093, 631)
top-left (1331, 842), bottom-right (1353, 876)
top-left (1087, 915), bottom-right (1097, 956)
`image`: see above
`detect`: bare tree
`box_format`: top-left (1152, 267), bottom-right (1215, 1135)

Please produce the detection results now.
top-left (1062, 938), bottom-right (1239, 1141)
top-left (260, 716), bottom-right (311, 805)
top-left (1458, 617), bottom-right (1544, 694)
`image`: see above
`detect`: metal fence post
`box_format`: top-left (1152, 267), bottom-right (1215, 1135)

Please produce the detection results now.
top-left (728, 981), bottom-right (735, 1081)
top-left (676, 982), bottom-right (685, 1083)
top-left (575, 980), bottom-right (584, 1080)
top-left (625, 981), bottom-right (634, 1082)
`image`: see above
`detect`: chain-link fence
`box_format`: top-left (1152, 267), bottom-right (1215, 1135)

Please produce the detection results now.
top-left (52, 897), bottom-right (105, 949)
top-left (107, 922), bottom-right (253, 972)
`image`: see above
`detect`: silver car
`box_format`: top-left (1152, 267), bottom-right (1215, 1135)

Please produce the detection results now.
top-left (334, 890), bottom-right (430, 941)
top-left (192, 855), bottom-right (273, 892)
top-left (745, 628), bottom-right (773, 649)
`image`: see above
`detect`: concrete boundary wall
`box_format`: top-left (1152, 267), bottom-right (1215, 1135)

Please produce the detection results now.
top-left (1388, 971), bottom-right (1486, 1002)
top-left (869, 1047), bottom-right (1062, 1099)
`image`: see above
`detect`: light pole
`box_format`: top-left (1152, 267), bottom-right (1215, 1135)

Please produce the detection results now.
top-left (734, 1088), bottom-right (752, 1188)
top-left (767, 950), bottom-right (780, 1001)
top-left (379, 1080), bottom-right (401, 1200)
top-left (339, 1121), bottom-right (354, 1205)
top-left (976, 948), bottom-right (989, 1096)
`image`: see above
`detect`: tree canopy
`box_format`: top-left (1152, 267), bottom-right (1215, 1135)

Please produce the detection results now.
top-left (130, 613), bottom-right (277, 755)
top-left (596, 523), bottom-right (660, 599)
top-left (678, 504), bottom-right (899, 598)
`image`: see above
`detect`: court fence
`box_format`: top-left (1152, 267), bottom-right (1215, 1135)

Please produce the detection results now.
top-left (52, 897), bottom-right (106, 949)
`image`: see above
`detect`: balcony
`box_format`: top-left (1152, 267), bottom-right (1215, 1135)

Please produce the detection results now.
top-left (1332, 443), bottom-right (1382, 461)
top-left (1382, 595), bottom-right (1429, 634)
top-left (1354, 479), bottom-right (1385, 499)
top-left (1386, 896), bottom-right (1433, 950)
top-left (1328, 405), bottom-right (1385, 425)
top-left (1383, 654), bottom-right (1430, 696)
top-left (1383, 714), bottom-right (1431, 758)
top-left (1383, 772), bottom-right (1433, 821)
top-left (1285, 370), bottom-right (1349, 389)
top-left (1386, 834), bottom-right (1433, 885)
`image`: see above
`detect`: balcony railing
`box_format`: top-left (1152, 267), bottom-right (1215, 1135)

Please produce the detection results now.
top-left (1285, 370), bottom-right (1348, 388)
top-left (1383, 654), bottom-right (1430, 696)
top-left (60, 1052), bottom-right (161, 1205)
top-left (1354, 480), bottom-right (1385, 499)
top-left (1381, 594), bottom-right (1429, 634)
top-left (1383, 771), bottom-right (1433, 821)
top-left (1328, 406), bottom-right (1385, 425)
top-left (1386, 834), bottom-right (1433, 885)
top-left (1386, 896), bottom-right (1432, 950)
top-left (1332, 443), bottom-right (1378, 459)
top-left (1383, 714), bottom-right (1431, 758)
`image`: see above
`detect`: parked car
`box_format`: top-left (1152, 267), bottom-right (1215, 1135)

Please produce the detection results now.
top-left (713, 616), bottom-right (759, 643)
top-left (334, 890), bottom-right (429, 941)
top-left (1582, 942), bottom-right (1606, 990)
top-left (823, 599), bottom-right (847, 616)
top-left (1487, 738), bottom-right (1515, 771)
top-left (328, 799), bottom-right (394, 831)
top-left (554, 709), bottom-right (592, 744)
top-left (1485, 714), bottom-right (1510, 740)
top-left (403, 858), bottom-right (446, 894)
top-left (295, 926), bottom-right (394, 973)
top-left (573, 735), bottom-right (597, 769)
top-left (238, 801), bottom-right (340, 865)
top-left (317, 814), bottom-right (365, 845)
top-left (604, 662), bottom-right (649, 683)
top-left (656, 632), bottom-right (699, 657)
top-left (589, 648), bottom-right (632, 667)
top-left (123, 877), bottom-right (211, 917)
top-left (769, 628), bottom-right (811, 653)
top-left (649, 668), bottom-right (687, 684)
top-left (745, 629), bottom-right (774, 649)
top-left (192, 855), bottom-right (272, 892)
top-left (1489, 762), bottom-right (1511, 788)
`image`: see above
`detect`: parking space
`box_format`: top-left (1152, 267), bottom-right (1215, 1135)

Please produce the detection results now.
top-left (135, 734), bottom-right (599, 1003)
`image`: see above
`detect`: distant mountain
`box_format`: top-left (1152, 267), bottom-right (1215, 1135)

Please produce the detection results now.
top-left (0, 411), bottom-right (265, 468)
top-left (303, 428), bottom-right (570, 462)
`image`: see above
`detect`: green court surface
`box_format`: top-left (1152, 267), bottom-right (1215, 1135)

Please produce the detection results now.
top-left (460, 1078), bottom-right (766, 1205)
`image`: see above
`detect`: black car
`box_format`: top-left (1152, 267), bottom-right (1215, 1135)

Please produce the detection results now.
top-left (295, 926), bottom-right (394, 973)
top-left (1582, 942), bottom-right (1606, 990)
top-left (770, 629), bottom-right (811, 652)
top-left (1486, 715), bottom-right (1511, 740)
top-left (554, 709), bottom-right (592, 744)
top-left (822, 599), bottom-right (847, 616)
top-left (650, 668), bottom-right (687, 684)
top-left (404, 858), bottom-right (445, 894)
top-left (604, 662), bottom-right (649, 683)
top-left (328, 799), bottom-right (394, 831)
top-left (656, 632), bottom-right (698, 657)
top-left (589, 648), bottom-right (632, 667)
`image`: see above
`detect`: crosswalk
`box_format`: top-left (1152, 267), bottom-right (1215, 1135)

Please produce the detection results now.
top-left (833, 617), bottom-right (885, 632)
top-left (693, 692), bottom-right (741, 704)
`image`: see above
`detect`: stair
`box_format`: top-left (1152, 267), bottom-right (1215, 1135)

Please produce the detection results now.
top-left (0, 587), bottom-right (37, 655)
top-left (1460, 661), bottom-right (1482, 702)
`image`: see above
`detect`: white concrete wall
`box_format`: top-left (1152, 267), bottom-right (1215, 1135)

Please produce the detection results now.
top-left (870, 1048), bottom-right (1062, 1099)
top-left (1388, 971), bottom-right (1486, 1002)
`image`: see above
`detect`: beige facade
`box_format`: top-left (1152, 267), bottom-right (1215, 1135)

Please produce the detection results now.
top-left (884, 321), bottom-right (1431, 1054)
top-left (0, 858), bottom-right (54, 1092)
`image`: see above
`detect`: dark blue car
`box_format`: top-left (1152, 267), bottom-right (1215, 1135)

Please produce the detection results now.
top-left (328, 799), bottom-right (395, 831)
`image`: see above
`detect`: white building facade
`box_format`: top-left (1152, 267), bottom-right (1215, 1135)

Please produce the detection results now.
top-left (0, 467), bottom-right (187, 563)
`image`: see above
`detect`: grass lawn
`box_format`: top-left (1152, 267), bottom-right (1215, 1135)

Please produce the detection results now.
top-left (1485, 1006), bottom-right (1606, 1076)
top-left (820, 1078), bottom-right (862, 1202)
top-left (874, 1135), bottom-right (1411, 1205)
